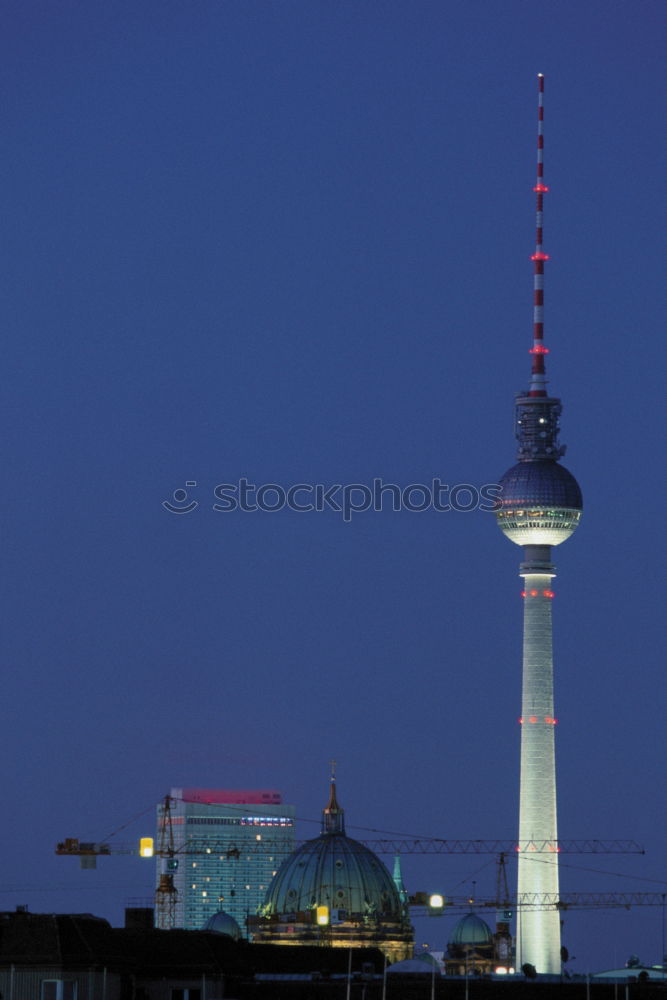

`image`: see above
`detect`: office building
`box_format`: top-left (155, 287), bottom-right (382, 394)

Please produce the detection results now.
top-left (158, 787), bottom-right (295, 934)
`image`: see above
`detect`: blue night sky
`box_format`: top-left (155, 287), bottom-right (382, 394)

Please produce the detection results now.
top-left (2, 0), bottom-right (665, 974)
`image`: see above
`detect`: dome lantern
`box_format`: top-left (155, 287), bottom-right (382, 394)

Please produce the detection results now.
top-left (322, 776), bottom-right (345, 835)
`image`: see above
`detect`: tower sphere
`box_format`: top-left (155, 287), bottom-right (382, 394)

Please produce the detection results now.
top-left (495, 460), bottom-right (582, 546)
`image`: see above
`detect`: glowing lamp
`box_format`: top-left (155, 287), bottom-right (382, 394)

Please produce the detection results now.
top-left (530, 252), bottom-right (550, 261)
top-left (316, 906), bottom-right (329, 926)
top-left (428, 893), bottom-right (445, 915)
top-left (139, 838), bottom-right (154, 858)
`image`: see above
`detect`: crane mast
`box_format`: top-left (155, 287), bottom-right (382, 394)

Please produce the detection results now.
top-left (154, 794), bottom-right (177, 930)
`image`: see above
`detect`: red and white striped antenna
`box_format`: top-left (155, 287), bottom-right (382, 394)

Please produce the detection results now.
top-left (529, 73), bottom-right (549, 398)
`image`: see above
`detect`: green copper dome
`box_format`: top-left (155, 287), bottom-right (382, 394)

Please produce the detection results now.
top-left (251, 778), bottom-right (414, 962)
top-left (449, 913), bottom-right (493, 947)
top-left (259, 780), bottom-right (405, 921)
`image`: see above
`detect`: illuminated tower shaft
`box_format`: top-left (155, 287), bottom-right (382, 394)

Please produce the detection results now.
top-left (515, 78), bottom-right (562, 971)
top-left (517, 546), bottom-right (560, 972)
top-left (495, 76), bottom-right (583, 975)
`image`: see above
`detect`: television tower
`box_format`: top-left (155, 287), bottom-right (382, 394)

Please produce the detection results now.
top-left (495, 75), bottom-right (583, 975)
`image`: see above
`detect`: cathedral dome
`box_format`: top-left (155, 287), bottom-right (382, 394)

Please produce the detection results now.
top-left (251, 778), bottom-right (413, 962)
top-left (261, 782), bottom-right (403, 920)
top-left (496, 460), bottom-right (582, 546)
top-left (202, 909), bottom-right (241, 939)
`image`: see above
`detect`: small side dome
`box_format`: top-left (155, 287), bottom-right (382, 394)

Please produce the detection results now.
top-left (387, 955), bottom-right (442, 975)
top-left (449, 913), bottom-right (493, 947)
top-left (203, 909), bottom-right (241, 940)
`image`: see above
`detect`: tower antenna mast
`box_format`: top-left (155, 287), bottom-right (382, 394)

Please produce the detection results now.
top-left (529, 73), bottom-right (550, 397)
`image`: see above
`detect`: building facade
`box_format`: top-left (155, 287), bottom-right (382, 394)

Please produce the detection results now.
top-left (157, 788), bottom-right (295, 933)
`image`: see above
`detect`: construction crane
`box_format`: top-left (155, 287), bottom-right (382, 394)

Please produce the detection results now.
top-left (433, 891), bottom-right (667, 914)
top-left (494, 852), bottom-right (513, 963)
top-left (408, 852), bottom-right (667, 917)
top-left (56, 836), bottom-right (645, 861)
top-left (56, 797), bottom-right (648, 930)
top-left (154, 794), bottom-right (177, 930)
